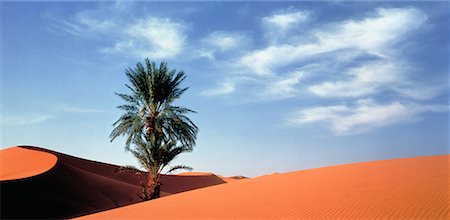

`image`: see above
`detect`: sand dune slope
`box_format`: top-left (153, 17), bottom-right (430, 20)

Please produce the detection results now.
top-left (0, 146), bottom-right (226, 219)
top-left (78, 154), bottom-right (449, 219)
top-left (220, 175), bottom-right (248, 183)
top-left (162, 172), bottom-right (226, 195)
top-left (0, 147), bottom-right (57, 181)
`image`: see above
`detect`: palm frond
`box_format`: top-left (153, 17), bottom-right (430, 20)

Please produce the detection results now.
top-left (166, 165), bottom-right (193, 174)
top-left (115, 165), bottom-right (142, 174)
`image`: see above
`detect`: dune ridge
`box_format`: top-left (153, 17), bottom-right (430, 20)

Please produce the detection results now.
top-left (220, 175), bottom-right (248, 183)
top-left (0, 146), bottom-right (227, 219)
top-left (77, 154), bottom-right (450, 219)
top-left (0, 147), bottom-right (57, 181)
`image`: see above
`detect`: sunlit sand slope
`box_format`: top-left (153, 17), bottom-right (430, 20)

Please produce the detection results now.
top-left (77, 154), bottom-right (449, 219)
top-left (0, 147), bottom-right (57, 181)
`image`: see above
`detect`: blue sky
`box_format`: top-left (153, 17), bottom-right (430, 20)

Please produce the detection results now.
top-left (1, 1), bottom-right (449, 177)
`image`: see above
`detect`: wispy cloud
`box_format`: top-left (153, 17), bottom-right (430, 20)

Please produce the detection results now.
top-left (200, 6), bottom-right (447, 135)
top-left (262, 9), bottom-right (311, 43)
top-left (204, 7), bottom-right (430, 101)
top-left (394, 83), bottom-right (449, 100)
top-left (3, 115), bottom-right (54, 126)
top-left (103, 17), bottom-right (186, 59)
top-left (75, 13), bottom-right (116, 32)
top-left (262, 70), bottom-right (304, 99)
top-left (197, 31), bottom-right (251, 61)
top-left (201, 81), bottom-right (235, 96)
top-left (52, 104), bottom-right (103, 113)
top-left (2, 105), bottom-right (102, 126)
top-left (44, 4), bottom-right (446, 136)
top-left (262, 10), bottom-right (310, 30)
top-left (288, 100), bottom-right (448, 135)
top-left (202, 31), bottom-right (249, 52)
top-left (308, 61), bottom-right (401, 98)
top-left (46, 8), bottom-right (187, 59)
top-left (205, 7), bottom-right (441, 100)
top-left (239, 7), bottom-right (426, 77)
top-left (44, 10), bottom-right (115, 37)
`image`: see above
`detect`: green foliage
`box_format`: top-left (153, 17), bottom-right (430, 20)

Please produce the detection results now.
top-left (110, 59), bottom-right (198, 200)
top-left (115, 165), bottom-right (142, 175)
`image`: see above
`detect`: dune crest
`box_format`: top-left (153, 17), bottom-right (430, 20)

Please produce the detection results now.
top-left (218, 175), bottom-right (249, 183)
top-left (177, 171), bottom-right (214, 176)
top-left (0, 147), bottom-right (57, 181)
top-left (77, 154), bottom-right (450, 219)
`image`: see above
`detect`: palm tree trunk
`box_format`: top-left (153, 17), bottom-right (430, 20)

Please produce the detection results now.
top-left (146, 113), bottom-right (162, 142)
top-left (145, 115), bottom-right (153, 141)
top-left (146, 173), bottom-right (161, 200)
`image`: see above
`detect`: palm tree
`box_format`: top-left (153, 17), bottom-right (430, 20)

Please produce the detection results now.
top-left (110, 59), bottom-right (198, 200)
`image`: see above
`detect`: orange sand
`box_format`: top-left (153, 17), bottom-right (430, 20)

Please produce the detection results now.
top-left (0, 147), bottom-right (57, 181)
top-left (177, 171), bottom-right (214, 176)
top-left (219, 175), bottom-right (248, 183)
top-left (77, 155), bottom-right (449, 219)
top-left (178, 172), bottom-right (248, 183)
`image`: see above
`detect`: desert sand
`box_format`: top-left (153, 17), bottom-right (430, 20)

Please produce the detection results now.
top-left (1, 146), bottom-right (448, 219)
top-left (77, 154), bottom-right (449, 219)
top-left (0, 146), bottom-right (228, 219)
top-left (0, 147), bottom-right (57, 181)
top-left (219, 175), bottom-right (248, 183)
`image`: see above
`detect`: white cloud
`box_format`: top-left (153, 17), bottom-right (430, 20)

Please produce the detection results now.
top-left (45, 11), bottom-right (116, 37)
top-left (46, 10), bottom-right (187, 59)
top-left (198, 31), bottom-right (251, 61)
top-left (46, 5), bottom-right (446, 136)
top-left (75, 14), bottom-right (116, 31)
top-left (308, 61), bottom-right (401, 97)
top-left (261, 9), bottom-right (311, 43)
top-left (46, 16), bottom-right (85, 37)
top-left (203, 31), bottom-right (248, 52)
top-left (209, 7), bottom-right (433, 104)
top-left (196, 49), bottom-right (215, 60)
top-left (394, 84), bottom-right (449, 100)
top-left (315, 7), bottom-right (427, 57)
top-left (3, 115), bottom-right (53, 126)
top-left (289, 105), bottom-right (349, 124)
top-left (104, 17), bottom-right (186, 59)
top-left (200, 75), bottom-right (263, 97)
top-left (239, 44), bottom-right (324, 76)
top-left (64, 9), bottom-right (116, 33)
top-left (203, 6), bottom-right (445, 127)
top-left (53, 105), bottom-right (102, 113)
top-left (262, 9), bottom-right (310, 31)
top-left (211, 6), bottom-right (442, 113)
top-left (263, 70), bottom-right (304, 98)
top-left (2, 105), bottom-right (102, 126)
top-left (240, 7), bottom-right (426, 76)
top-left (201, 82), bottom-right (235, 96)
top-left (288, 100), bottom-right (447, 135)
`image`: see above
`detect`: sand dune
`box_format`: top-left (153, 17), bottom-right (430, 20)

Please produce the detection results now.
top-left (77, 154), bottom-right (449, 219)
top-left (0, 147), bottom-right (57, 181)
top-left (220, 175), bottom-right (248, 183)
top-left (177, 171), bottom-right (214, 176)
top-left (2, 146), bottom-right (448, 219)
top-left (163, 172), bottom-right (226, 195)
top-left (0, 146), bottom-right (227, 219)
top-left (178, 172), bottom-right (248, 183)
